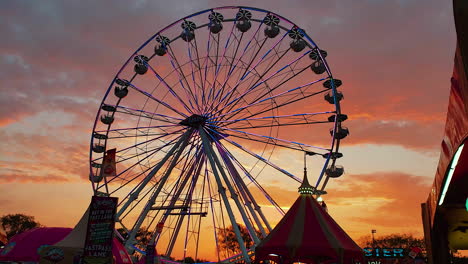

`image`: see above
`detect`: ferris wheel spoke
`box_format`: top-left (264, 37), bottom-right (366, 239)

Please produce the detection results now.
top-left (200, 32), bottom-right (214, 109)
top-left (113, 139), bottom-right (179, 166)
top-left (227, 68), bottom-right (314, 120)
top-left (201, 35), bottom-right (219, 112)
top-left (185, 45), bottom-right (203, 112)
top-left (213, 76), bottom-right (328, 122)
top-left (105, 130), bottom-right (180, 139)
top-left (91, 129), bottom-right (184, 166)
top-left (105, 137), bottom-right (186, 189)
top-left (110, 127), bottom-right (183, 154)
top-left (113, 105), bottom-right (184, 124)
top-left (202, 28), bottom-right (227, 111)
top-left (210, 17), bottom-right (266, 112)
top-left (216, 140), bottom-right (284, 220)
top-left (189, 36), bottom-right (207, 107)
top-left (96, 125), bottom-right (182, 140)
top-left (218, 49), bottom-right (311, 118)
top-left (213, 111), bottom-right (334, 129)
top-left (231, 86), bottom-right (331, 123)
top-left (211, 31), bottom-right (290, 113)
top-left (116, 130), bottom-right (192, 220)
top-left (209, 33), bottom-right (245, 113)
top-left (209, 124), bottom-right (330, 153)
top-left (209, 131), bottom-right (301, 182)
top-left (203, 15), bottom-right (241, 113)
top-left (199, 68), bottom-right (260, 130)
top-left (211, 46), bottom-right (295, 118)
top-left (127, 82), bottom-right (188, 118)
top-left (145, 61), bottom-right (195, 115)
top-left (165, 45), bottom-right (202, 113)
top-left (213, 37), bottom-right (269, 115)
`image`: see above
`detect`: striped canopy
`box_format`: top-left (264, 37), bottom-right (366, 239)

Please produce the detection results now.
top-left (255, 193), bottom-right (364, 264)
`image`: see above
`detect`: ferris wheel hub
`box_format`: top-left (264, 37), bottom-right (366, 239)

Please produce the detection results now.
top-left (179, 114), bottom-right (207, 128)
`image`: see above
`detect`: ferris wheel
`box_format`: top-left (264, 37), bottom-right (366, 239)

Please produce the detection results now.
top-left (89, 6), bottom-right (347, 263)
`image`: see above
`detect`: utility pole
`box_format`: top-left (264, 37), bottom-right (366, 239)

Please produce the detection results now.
top-left (371, 229), bottom-right (376, 247)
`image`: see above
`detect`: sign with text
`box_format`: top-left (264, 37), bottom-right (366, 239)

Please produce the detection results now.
top-left (83, 196), bottom-right (118, 264)
top-left (362, 247), bottom-right (426, 264)
top-left (363, 248), bottom-right (405, 258)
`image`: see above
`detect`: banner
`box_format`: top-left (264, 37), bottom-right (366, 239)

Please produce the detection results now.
top-left (83, 196), bottom-right (118, 264)
top-left (101, 149), bottom-right (116, 178)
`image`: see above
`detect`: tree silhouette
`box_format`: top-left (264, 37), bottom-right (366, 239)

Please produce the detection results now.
top-left (358, 233), bottom-right (425, 249)
top-left (0, 214), bottom-right (41, 239)
top-left (217, 223), bottom-right (262, 259)
top-left (117, 227), bottom-right (152, 250)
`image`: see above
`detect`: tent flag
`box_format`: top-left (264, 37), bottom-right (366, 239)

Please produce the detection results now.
top-left (101, 148), bottom-right (117, 178)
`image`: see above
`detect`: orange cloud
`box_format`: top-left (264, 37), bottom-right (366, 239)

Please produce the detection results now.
top-left (0, 173), bottom-right (70, 183)
top-left (247, 171), bottom-right (431, 239)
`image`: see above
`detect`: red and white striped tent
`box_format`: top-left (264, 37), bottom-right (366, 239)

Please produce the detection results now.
top-left (255, 177), bottom-right (364, 264)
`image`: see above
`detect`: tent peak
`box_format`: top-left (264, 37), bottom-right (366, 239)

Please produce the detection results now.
top-left (298, 167), bottom-right (315, 195)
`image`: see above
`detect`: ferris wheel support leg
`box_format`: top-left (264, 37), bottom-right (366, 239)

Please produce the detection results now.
top-left (234, 182), bottom-right (269, 236)
top-left (124, 129), bottom-right (193, 250)
top-left (116, 130), bottom-right (191, 220)
top-left (233, 167), bottom-right (272, 232)
top-left (216, 144), bottom-right (267, 238)
top-left (165, 155), bottom-right (205, 256)
top-left (199, 128), bottom-right (251, 263)
top-left (209, 142), bottom-right (261, 246)
top-left (218, 141), bottom-right (276, 232)
top-left (154, 151), bottom-right (203, 245)
top-left (233, 172), bottom-right (272, 233)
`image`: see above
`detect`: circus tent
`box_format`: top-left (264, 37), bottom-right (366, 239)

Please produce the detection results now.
top-left (255, 173), bottom-right (363, 264)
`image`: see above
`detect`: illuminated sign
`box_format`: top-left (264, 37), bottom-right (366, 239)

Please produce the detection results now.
top-left (363, 248), bottom-right (404, 258)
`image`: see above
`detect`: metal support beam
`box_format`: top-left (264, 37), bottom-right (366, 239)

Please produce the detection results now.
top-left (209, 141), bottom-right (260, 245)
top-left (199, 127), bottom-right (251, 263)
top-left (116, 131), bottom-right (190, 219)
top-left (215, 143), bottom-right (267, 238)
top-left (165, 154), bottom-right (205, 256)
top-left (125, 129), bottom-right (193, 249)
top-left (221, 145), bottom-right (274, 232)
top-left (166, 212), bottom-right (207, 216)
top-left (151, 205), bottom-right (189, 210)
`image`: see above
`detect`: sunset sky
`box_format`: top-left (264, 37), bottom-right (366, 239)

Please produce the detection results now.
top-left (0, 0), bottom-right (457, 260)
